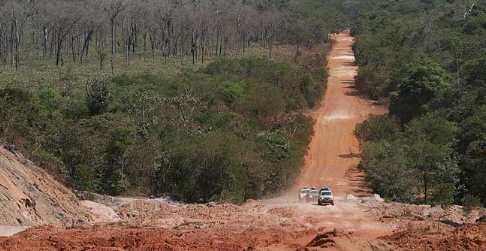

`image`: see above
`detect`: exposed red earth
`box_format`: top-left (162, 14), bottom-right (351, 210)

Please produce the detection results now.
top-left (294, 32), bottom-right (386, 196)
top-left (0, 32), bottom-right (484, 251)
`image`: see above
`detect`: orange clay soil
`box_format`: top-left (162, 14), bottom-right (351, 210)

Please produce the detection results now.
top-left (0, 32), bottom-right (399, 251)
top-left (294, 31), bottom-right (386, 196)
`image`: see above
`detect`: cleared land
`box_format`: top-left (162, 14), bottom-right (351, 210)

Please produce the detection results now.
top-left (0, 32), bottom-right (484, 251)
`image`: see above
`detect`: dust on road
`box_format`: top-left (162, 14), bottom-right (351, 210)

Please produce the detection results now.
top-left (262, 31), bottom-right (392, 248)
top-left (294, 32), bottom-right (386, 196)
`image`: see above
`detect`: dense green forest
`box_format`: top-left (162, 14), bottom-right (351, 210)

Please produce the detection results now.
top-left (0, 0), bottom-right (345, 202)
top-left (351, 0), bottom-right (486, 206)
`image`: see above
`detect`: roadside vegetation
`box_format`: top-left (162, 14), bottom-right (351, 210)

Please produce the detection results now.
top-left (0, 0), bottom-right (347, 202)
top-left (351, 0), bottom-right (486, 206)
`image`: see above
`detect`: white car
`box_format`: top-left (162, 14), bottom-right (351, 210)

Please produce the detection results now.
top-left (309, 187), bottom-right (318, 202)
top-left (299, 187), bottom-right (310, 202)
top-left (318, 188), bottom-right (334, 206)
top-left (299, 187), bottom-right (319, 203)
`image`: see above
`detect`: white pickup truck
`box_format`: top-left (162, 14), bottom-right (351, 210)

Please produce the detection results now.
top-left (317, 187), bottom-right (334, 206)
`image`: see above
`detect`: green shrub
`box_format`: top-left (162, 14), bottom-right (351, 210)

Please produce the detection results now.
top-left (85, 79), bottom-right (111, 115)
top-left (355, 115), bottom-right (399, 142)
top-left (0, 50), bottom-right (326, 203)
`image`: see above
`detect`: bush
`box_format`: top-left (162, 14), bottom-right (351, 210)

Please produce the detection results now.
top-left (85, 79), bottom-right (111, 115)
top-left (390, 58), bottom-right (451, 123)
top-left (361, 140), bottom-right (417, 202)
top-left (355, 115), bottom-right (399, 142)
top-left (462, 194), bottom-right (482, 211)
top-left (152, 132), bottom-right (247, 203)
top-left (359, 113), bottom-right (460, 204)
top-left (0, 88), bottom-right (38, 143)
top-left (0, 52), bottom-right (326, 203)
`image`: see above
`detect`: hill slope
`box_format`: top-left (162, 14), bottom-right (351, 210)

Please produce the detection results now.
top-left (0, 146), bottom-right (90, 226)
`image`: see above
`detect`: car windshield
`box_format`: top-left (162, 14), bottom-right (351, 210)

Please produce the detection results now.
top-left (321, 191), bottom-right (332, 196)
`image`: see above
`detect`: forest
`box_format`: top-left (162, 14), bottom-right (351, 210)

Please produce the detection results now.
top-left (0, 0), bottom-right (345, 202)
top-left (351, 0), bottom-right (486, 206)
top-left (1, 0), bottom-right (484, 207)
top-left (0, 0), bottom-right (344, 70)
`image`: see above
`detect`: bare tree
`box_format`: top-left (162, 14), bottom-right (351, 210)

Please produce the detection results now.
top-left (0, 0), bottom-right (291, 68)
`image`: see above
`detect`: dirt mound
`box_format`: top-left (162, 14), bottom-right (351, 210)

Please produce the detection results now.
top-left (80, 200), bottom-right (120, 223)
top-left (384, 222), bottom-right (486, 250)
top-left (364, 201), bottom-right (484, 226)
top-left (267, 207), bottom-right (296, 218)
top-left (0, 146), bottom-right (90, 227)
top-left (3, 199), bottom-right (482, 251)
top-left (306, 229), bottom-right (340, 248)
top-left (0, 224), bottom-right (311, 251)
top-left (366, 201), bottom-right (486, 250)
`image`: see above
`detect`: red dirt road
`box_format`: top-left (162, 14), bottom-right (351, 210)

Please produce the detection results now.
top-left (2, 31), bottom-right (483, 251)
top-left (0, 32), bottom-right (396, 251)
top-left (295, 32), bottom-right (386, 196)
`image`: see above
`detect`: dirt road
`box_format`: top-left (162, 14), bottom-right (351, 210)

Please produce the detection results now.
top-left (295, 32), bottom-right (386, 196)
top-left (2, 31), bottom-right (484, 251)
top-left (260, 31), bottom-right (391, 248)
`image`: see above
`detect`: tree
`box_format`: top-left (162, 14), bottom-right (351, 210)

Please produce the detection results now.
top-left (101, 127), bottom-right (133, 195)
top-left (405, 114), bottom-right (459, 204)
top-left (463, 140), bottom-right (486, 205)
top-left (390, 58), bottom-right (451, 123)
top-left (361, 139), bottom-right (417, 202)
top-left (86, 79), bottom-right (111, 115)
top-left (463, 56), bottom-right (486, 87)
top-left (0, 88), bottom-right (37, 144)
top-left (355, 115), bottom-right (399, 142)
top-left (460, 105), bottom-right (486, 205)
top-left (37, 0), bottom-right (83, 66)
top-left (153, 132), bottom-right (247, 203)
top-left (104, 0), bottom-right (126, 73)
top-left (59, 113), bottom-right (135, 193)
